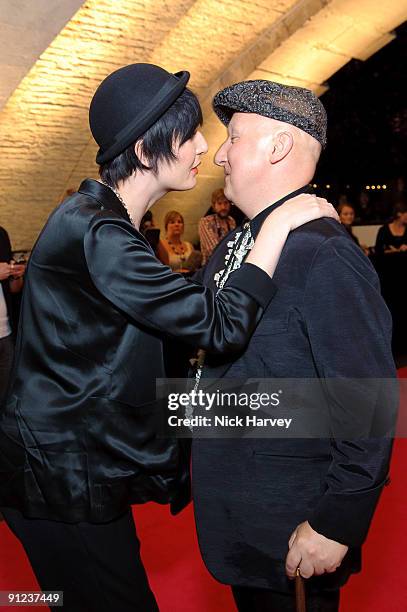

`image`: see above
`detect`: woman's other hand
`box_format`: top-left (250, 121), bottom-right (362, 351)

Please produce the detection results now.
top-left (265, 193), bottom-right (339, 232)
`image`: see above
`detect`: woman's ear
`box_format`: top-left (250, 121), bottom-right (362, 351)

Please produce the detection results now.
top-left (134, 140), bottom-right (150, 166)
top-left (269, 130), bottom-right (293, 164)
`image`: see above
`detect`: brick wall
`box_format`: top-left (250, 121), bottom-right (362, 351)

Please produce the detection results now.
top-left (0, 0), bottom-right (403, 248)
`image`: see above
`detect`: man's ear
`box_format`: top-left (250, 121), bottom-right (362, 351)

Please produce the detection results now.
top-left (269, 131), bottom-right (293, 164)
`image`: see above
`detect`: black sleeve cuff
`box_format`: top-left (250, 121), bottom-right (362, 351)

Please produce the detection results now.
top-left (227, 263), bottom-right (277, 309)
top-left (308, 482), bottom-right (386, 547)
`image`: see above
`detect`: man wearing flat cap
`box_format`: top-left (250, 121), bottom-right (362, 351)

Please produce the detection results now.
top-left (191, 80), bottom-right (396, 611)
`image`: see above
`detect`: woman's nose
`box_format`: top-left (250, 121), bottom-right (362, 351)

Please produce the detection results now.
top-left (195, 131), bottom-right (208, 155)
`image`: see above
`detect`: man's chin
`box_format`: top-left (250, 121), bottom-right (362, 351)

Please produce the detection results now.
top-left (223, 182), bottom-right (233, 202)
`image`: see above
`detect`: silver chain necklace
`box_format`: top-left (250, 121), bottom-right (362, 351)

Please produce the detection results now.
top-left (102, 181), bottom-right (136, 227)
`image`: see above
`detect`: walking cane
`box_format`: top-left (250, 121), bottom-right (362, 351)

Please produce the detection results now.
top-left (295, 568), bottom-right (306, 612)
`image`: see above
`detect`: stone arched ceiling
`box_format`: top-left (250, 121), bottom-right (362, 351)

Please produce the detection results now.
top-left (0, 0), bottom-right (85, 110)
top-left (0, 0), bottom-right (406, 248)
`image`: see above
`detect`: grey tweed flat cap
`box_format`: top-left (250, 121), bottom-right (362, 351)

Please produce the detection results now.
top-left (213, 80), bottom-right (327, 148)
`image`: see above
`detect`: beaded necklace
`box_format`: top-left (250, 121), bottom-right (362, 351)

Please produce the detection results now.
top-left (102, 181), bottom-right (136, 227)
top-left (166, 239), bottom-right (188, 262)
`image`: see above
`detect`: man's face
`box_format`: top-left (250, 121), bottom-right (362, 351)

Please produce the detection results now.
top-left (213, 198), bottom-right (231, 218)
top-left (214, 113), bottom-right (273, 211)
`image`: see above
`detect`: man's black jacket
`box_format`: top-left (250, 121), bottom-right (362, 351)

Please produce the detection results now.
top-left (192, 189), bottom-right (396, 592)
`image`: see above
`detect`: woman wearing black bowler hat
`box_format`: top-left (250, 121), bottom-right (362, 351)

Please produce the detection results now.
top-left (0, 63), bottom-right (336, 611)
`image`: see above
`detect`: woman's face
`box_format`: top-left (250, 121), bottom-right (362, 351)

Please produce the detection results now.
top-left (166, 215), bottom-right (184, 237)
top-left (158, 130), bottom-right (208, 191)
top-left (339, 205), bottom-right (355, 226)
top-left (398, 211), bottom-right (407, 226)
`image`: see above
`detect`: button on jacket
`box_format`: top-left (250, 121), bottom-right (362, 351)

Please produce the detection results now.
top-left (0, 179), bottom-right (276, 523)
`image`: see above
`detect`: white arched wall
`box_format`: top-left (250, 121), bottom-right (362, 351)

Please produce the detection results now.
top-left (0, 0), bottom-right (406, 248)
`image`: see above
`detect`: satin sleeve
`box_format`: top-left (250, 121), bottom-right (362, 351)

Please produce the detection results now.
top-left (84, 214), bottom-right (277, 354)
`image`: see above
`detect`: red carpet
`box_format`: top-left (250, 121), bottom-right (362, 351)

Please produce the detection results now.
top-left (1, 371), bottom-right (406, 611)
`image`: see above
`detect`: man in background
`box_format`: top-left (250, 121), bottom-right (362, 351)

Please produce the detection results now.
top-left (199, 187), bottom-right (236, 263)
top-left (0, 226), bottom-right (24, 405)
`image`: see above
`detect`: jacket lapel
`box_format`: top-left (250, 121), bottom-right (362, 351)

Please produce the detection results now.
top-left (201, 185), bottom-right (312, 380)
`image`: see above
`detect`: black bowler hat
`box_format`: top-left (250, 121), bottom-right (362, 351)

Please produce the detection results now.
top-left (89, 63), bottom-right (190, 165)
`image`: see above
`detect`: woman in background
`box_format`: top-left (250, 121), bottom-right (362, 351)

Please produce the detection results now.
top-left (338, 202), bottom-right (369, 255)
top-left (140, 210), bottom-right (169, 265)
top-left (375, 201), bottom-right (407, 256)
top-left (160, 210), bottom-right (200, 272)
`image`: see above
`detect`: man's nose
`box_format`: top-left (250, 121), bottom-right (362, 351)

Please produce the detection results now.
top-left (214, 141), bottom-right (228, 167)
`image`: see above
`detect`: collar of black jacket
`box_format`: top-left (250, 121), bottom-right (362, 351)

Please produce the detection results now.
top-left (78, 178), bottom-right (132, 225)
top-left (249, 184), bottom-right (313, 238)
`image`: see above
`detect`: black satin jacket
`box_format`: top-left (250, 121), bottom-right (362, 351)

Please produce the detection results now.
top-left (0, 179), bottom-right (276, 523)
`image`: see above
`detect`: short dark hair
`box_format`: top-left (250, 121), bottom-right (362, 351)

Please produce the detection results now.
top-left (392, 200), bottom-right (407, 219)
top-left (99, 87), bottom-right (203, 188)
top-left (337, 203), bottom-right (355, 215)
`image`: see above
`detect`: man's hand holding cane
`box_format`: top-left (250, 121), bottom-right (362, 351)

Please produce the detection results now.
top-left (286, 521), bottom-right (348, 579)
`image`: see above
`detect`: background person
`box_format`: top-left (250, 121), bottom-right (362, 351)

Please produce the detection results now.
top-left (160, 210), bottom-right (199, 272)
top-left (337, 202), bottom-right (369, 255)
top-left (140, 210), bottom-right (169, 265)
top-left (0, 226), bottom-right (25, 405)
top-left (374, 200), bottom-right (407, 353)
top-left (199, 188), bottom-right (236, 264)
top-left (375, 200), bottom-right (407, 256)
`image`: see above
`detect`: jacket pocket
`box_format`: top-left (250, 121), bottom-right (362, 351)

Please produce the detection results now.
top-left (252, 311), bottom-right (290, 337)
top-left (85, 396), bottom-right (180, 476)
top-left (24, 449), bottom-right (88, 507)
top-left (12, 400), bottom-right (88, 506)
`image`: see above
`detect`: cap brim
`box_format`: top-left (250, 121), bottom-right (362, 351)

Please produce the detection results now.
top-left (212, 83), bottom-right (245, 126)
